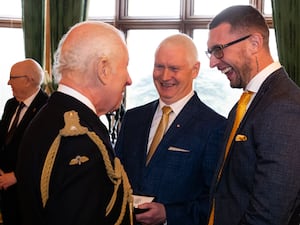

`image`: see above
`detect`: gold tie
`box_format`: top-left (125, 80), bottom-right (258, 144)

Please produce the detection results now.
top-left (208, 91), bottom-right (253, 225)
top-left (146, 106), bottom-right (172, 165)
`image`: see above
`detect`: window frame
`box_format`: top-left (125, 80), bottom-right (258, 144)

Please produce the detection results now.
top-left (0, 0), bottom-right (274, 116)
top-left (86, 0), bottom-right (273, 37)
top-left (0, 0), bottom-right (273, 38)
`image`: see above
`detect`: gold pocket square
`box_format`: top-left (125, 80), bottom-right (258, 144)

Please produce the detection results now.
top-left (69, 155), bottom-right (89, 165)
top-left (235, 134), bottom-right (248, 142)
top-left (168, 146), bottom-right (190, 153)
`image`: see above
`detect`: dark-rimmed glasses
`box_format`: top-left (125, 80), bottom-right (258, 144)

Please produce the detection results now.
top-left (9, 75), bottom-right (27, 80)
top-left (206, 34), bottom-right (251, 59)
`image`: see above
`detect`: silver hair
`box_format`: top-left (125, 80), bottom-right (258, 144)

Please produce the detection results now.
top-left (52, 21), bottom-right (126, 83)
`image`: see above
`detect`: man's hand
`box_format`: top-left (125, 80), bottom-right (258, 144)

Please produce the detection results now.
top-left (0, 171), bottom-right (17, 190)
top-left (135, 202), bottom-right (166, 225)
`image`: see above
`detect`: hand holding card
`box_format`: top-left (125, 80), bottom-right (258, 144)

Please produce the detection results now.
top-left (132, 194), bottom-right (154, 214)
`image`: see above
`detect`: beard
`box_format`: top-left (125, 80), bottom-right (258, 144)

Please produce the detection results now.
top-left (230, 54), bottom-right (252, 89)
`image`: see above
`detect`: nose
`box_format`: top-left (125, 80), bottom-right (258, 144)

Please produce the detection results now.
top-left (126, 73), bottom-right (132, 86)
top-left (209, 55), bottom-right (220, 68)
top-left (161, 68), bottom-right (171, 80)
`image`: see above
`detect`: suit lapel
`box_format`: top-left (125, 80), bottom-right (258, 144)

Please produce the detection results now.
top-left (150, 94), bottom-right (200, 159)
top-left (238, 68), bottom-right (285, 129)
top-left (18, 90), bottom-right (48, 131)
top-left (3, 99), bottom-right (20, 135)
top-left (163, 94), bottom-right (201, 141)
top-left (220, 68), bottom-right (287, 174)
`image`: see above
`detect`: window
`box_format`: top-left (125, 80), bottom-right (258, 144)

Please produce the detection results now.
top-left (0, 0), bottom-right (276, 118)
top-left (88, 0), bottom-right (276, 117)
top-left (0, 0), bottom-right (23, 114)
top-left (127, 0), bottom-right (181, 17)
top-left (194, 0), bottom-right (249, 15)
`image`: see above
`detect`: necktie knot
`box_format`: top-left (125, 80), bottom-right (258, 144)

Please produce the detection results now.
top-left (239, 91), bottom-right (253, 107)
top-left (162, 105), bottom-right (172, 115)
top-left (18, 101), bottom-right (25, 110)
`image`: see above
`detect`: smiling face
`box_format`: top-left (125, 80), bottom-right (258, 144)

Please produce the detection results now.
top-left (153, 40), bottom-right (199, 105)
top-left (207, 23), bottom-right (254, 89)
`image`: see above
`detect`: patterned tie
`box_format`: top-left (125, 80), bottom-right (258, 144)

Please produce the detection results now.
top-left (208, 91), bottom-right (253, 225)
top-left (146, 106), bottom-right (172, 165)
top-left (5, 102), bottom-right (25, 144)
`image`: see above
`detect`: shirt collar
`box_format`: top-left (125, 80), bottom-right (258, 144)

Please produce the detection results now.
top-left (22, 89), bottom-right (40, 108)
top-left (246, 61), bottom-right (282, 93)
top-left (158, 90), bottom-right (194, 116)
top-left (57, 84), bottom-right (97, 114)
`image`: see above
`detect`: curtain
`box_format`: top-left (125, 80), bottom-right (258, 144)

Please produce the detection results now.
top-left (272, 0), bottom-right (300, 86)
top-left (22, 0), bottom-right (45, 66)
top-left (22, 0), bottom-right (88, 71)
top-left (21, 0), bottom-right (120, 142)
top-left (50, 0), bottom-right (89, 63)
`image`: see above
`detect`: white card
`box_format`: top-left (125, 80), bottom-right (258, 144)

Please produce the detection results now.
top-left (132, 194), bottom-right (154, 208)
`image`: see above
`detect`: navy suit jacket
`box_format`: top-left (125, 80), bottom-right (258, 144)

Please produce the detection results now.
top-left (211, 68), bottom-right (300, 225)
top-left (16, 92), bottom-right (132, 225)
top-left (115, 92), bottom-right (227, 225)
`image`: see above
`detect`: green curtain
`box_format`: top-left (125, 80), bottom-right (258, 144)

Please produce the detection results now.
top-left (22, 0), bottom-right (89, 68)
top-left (272, 0), bottom-right (300, 86)
top-left (22, 0), bottom-right (45, 66)
top-left (50, 0), bottom-right (89, 63)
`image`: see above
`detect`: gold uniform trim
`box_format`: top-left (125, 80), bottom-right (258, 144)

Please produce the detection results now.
top-left (40, 110), bottom-right (133, 225)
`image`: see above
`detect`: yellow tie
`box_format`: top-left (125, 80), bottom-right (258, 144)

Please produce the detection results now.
top-left (146, 106), bottom-right (172, 165)
top-left (208, 91), bottom-right (253, 225)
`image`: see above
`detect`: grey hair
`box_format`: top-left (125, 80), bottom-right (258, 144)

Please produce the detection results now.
top-left (155, 33), bottom-right (199, 66)
top-left (52, 21), bottom-right (126, 83)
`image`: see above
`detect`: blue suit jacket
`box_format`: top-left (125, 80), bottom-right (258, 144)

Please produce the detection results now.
top-left (211, 68), bottom-right (300, 225)
top-left (115, 92), bottom-right (227, 225)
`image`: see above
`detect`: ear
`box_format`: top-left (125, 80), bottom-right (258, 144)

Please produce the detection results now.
top-left (248, 33), bottom-right (264, 53)
top-left (192, 61), bottom-right (200, 78)
top-left (96, 56), bottom-right (109, 85)
top-left (24, 76), bottom-right (33, 87)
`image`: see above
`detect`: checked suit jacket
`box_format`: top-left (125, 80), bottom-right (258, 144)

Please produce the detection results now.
top-left (115, 92), bottom-right (227, 225)
top-left (210, 67), bottom-right (300, 225)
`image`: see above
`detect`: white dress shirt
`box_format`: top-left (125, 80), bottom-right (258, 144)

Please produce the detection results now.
top-left (147, 90), bottom-right (194, 152)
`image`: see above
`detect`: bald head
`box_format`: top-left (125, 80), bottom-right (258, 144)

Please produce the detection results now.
top-left (155, 33), bottom-right (199, 66)
top-left (8, 58), bottom-right (44, 101)
top-left (11, 59), bottom-right (44, 85)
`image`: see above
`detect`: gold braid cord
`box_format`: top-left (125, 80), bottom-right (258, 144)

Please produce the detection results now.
top-left (40, 110), bottom-right (133, 225)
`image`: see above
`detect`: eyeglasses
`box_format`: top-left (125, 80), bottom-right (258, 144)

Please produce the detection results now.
top-left (206, 34), bottom-right (251, 59)
top-left (9, 75), bottom-right (27, 80)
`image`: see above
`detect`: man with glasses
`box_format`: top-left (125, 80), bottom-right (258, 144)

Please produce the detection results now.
top-left (206, 5), bottom-right (300, 225)
top-left (0, 58), bottom-right (48, 225)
